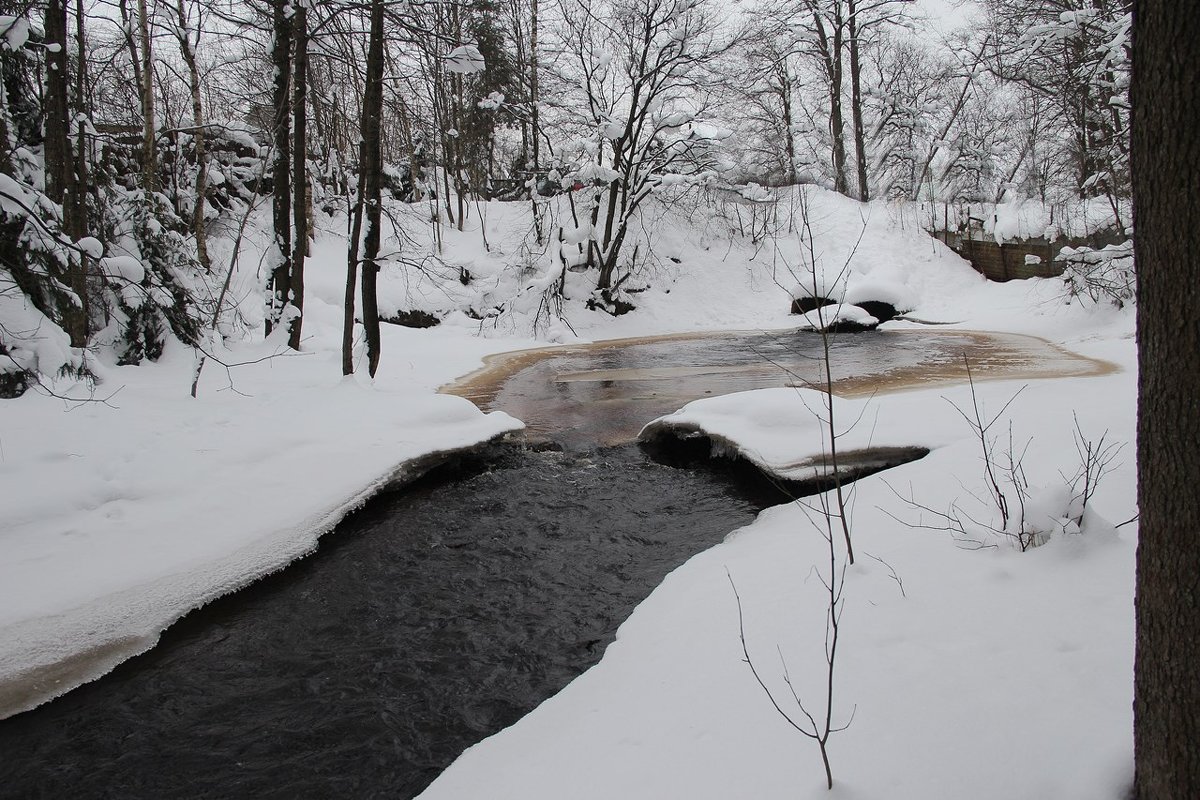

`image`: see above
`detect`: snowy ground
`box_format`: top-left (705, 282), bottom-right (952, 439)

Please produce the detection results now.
top-left (0, 187), bottom-right (1136, 797)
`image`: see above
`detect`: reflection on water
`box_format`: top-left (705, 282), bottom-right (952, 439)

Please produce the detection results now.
top-left (445, 328), bottom-right (1113, 447)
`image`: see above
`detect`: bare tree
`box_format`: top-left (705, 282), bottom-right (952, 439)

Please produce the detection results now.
top-left (163, 0), bottom-right (211, 270)
top-left (264, 0), bottom-right (292, 339)
top-left (982, 0), bottom-right (1131, 203)
top-left (846, 0), bottom-right (911, 200)
top-left (554, 0), bottom-right (739, 296)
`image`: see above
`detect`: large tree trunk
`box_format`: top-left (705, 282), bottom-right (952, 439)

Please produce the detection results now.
top-left (288, 1), bottom-right (308, 351)
top-left (266, 0), bottom-right (292, 337)
top-left (359, 0), bottom-right (385, 377)
top-left (1132, 0), bottom-right (1200, 797)
top-left (43, 0), bottom-right (69, 211)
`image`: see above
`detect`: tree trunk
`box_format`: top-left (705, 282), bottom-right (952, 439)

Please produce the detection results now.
top-left (266, 0), bottom-right (292, 336)
top-left (779, 66), bottom-right (798, 185)
top-left (43, 0), bottom-right (69, 206)
top-left (848, 0), bottom-right (869, 201)
top-left (1132, 0), bottom-right (1200, 797)
top-left (137, 0), bottom-right (157, 194)
top-left (530, 0), bottom-right (540, 171)
top-left (342, 137), bottom-right (363, 377)
top-left (359, 0), bottom-right (385, 377)
top-left (174, 0), bottom-right (210, 271)
top-left (827, 2), bottom-right (847, 195)
top-left (288, 1), bottom-right (308, 351)
top-left (72, 0), bottom-right (92, 333)
top-left (808, 2), bottom-right (848, 195)
top-left (118, 0), bottom-right (143, 118)
top-left (44, 0), bottom-right (87, 346)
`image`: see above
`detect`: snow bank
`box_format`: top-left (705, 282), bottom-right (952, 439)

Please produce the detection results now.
top-left (641, 386), bottom-right (956, 482)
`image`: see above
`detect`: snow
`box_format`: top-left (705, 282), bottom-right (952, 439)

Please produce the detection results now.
top-left (0, 172), bottom-right (33, 217)
top-left (0, 222), bottom-right (523, 718)
top-left (796, 302), bottom-right (879, 331)
top-left (942, 196), bottom-right (1130, 243)
top-left (1, 183), bottom-right (1138, 799)
top-left (444, 44), bottom-right (486, 74)
top-left (76, 236), bottom-right (104, 259)
top-left (415, 189), bottom-right (1133, 799)
top-left (0, 16), bottom-right (31, 51)
top-left (100, 254), bottom-right (146, 285)
top-left (0, 281), bottom-right (75, 377)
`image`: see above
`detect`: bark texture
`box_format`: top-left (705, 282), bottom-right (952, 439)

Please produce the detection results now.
top-left (848, 0), bottom-right (869, 201)
top-left (137, 0), bottom-right (157, 194)
top-left (1132, 0), bottom-right (1200, 796)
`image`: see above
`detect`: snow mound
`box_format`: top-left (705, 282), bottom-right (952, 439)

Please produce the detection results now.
top-left (793, 303), bottom-right (879, 332)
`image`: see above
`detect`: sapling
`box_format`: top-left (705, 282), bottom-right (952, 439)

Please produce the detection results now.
top-left (730, 186), bottom-right (867, 790)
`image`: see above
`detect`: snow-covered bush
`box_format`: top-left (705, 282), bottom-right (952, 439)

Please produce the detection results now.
top-left (98, 191), bottom-right (206, 365)
top-left (1060, 240), bottom-right (1134, 308)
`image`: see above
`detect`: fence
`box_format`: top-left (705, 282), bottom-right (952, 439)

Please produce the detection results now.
top-left (933, 231), bottom-right (1062, 282)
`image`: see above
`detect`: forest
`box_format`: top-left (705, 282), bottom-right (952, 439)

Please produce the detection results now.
top-left (0, 0), bottom-right (1131, 393)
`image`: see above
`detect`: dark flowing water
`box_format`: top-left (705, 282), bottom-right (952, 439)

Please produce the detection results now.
top-left (0, 445), bottom-right (787, 799)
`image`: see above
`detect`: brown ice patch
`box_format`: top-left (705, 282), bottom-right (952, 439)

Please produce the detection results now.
top-left (442, 328), bottom-right (782, 407)
top-left (443, 329), bottom-right (1118, 447)
top-left (824, 330), bottom-right (1117, 398)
